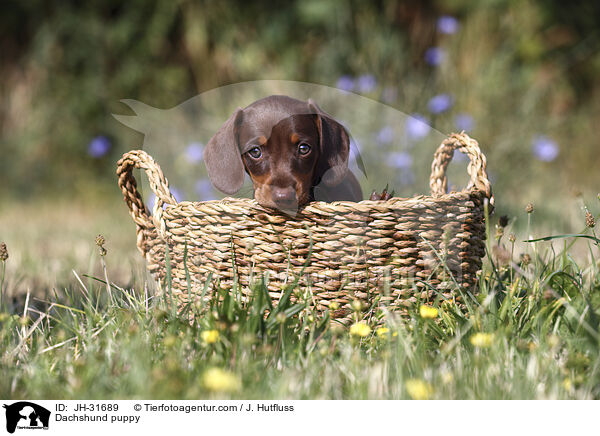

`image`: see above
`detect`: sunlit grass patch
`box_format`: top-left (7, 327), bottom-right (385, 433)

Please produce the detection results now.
top-left (0, 202), bottom-right (599, 400)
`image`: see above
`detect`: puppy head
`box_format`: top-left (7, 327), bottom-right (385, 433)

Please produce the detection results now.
top-left (204, 95), bottom-right (350, 211)
top-left (240, 114), bottom-right (320, 210)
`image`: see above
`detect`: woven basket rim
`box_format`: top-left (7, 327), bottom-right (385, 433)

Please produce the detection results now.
top-left (165, 189), bottom-right (487, 210)
top-left (117, 131), bottom-right (494, 238)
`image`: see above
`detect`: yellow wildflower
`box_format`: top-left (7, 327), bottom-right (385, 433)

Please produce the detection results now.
top-left (203, 368), bottom-right (240, 393)
top-left (376, 327), bottom-right (390, 337)
top-left (163, 334), bottom-right (177, 348)
top-left (349, 322), bottom-right (371, 337)
top-left (201, 330), bottom-right (220, 344)
top-left (562, 378), bottom-right (572, 391)
top-left (547, 334), bottom-right (560, 348)
top-left (470, 332), bottom-right (494, 348)
top-left (441, 372), bottom-right (453, 384)
top-left (406, 379), bottom-right (433, 400)
top-left (419, 305), bottom-right (439, 319)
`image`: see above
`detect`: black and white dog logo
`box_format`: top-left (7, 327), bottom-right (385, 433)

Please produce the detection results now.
top-left (3, 402), bottom-right (50, 433)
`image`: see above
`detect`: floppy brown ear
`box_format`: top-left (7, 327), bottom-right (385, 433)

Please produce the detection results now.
top-left (204, 108), bottom-right (244, 195)
top-left (308, 99), bottom-right (350, 186)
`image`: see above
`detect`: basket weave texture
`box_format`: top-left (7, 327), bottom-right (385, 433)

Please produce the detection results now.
top-left (117, 132), bottom-right (493, 319)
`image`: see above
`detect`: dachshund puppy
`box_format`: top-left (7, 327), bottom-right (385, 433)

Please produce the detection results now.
top-left (204, 95), bottom-right (363, 211)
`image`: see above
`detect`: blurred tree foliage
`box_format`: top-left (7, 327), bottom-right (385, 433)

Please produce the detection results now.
top-left (1, 0), bottom-right (599, 207)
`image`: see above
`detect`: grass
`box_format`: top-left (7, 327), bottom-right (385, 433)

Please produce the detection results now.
top-left (0, 199), bottom-right (599, 400)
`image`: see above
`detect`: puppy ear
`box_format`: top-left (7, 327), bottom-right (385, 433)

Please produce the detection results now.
top-left (308, 99), bottom-right (350, 187)
top-left (204, 108), bottom-right (244, 194)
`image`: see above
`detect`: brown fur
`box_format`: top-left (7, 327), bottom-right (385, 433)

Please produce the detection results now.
top-left (204, 95), bottom-right (363, 211)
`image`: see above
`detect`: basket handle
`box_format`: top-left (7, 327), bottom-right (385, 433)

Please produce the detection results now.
top-left (429, 132), bottom-right (494, 207)
top-left (116, 150), bottom-right (177, 245)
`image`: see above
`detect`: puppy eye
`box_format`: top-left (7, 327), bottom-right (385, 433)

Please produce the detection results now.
top-left (298, 143), bottom-right (311, 155)
top-left (247, 147), bottom-right (262, 159)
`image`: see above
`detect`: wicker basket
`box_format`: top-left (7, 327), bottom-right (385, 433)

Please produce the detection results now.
top-left (117, 132), bottom-right (493, 319)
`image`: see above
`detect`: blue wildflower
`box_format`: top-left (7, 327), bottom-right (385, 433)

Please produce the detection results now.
top-left (376, 126), bottom-right (394, 144)
top-left (424, 47), bottom-right (446, 66)
top-left (454, 113), bottom-right (474, 131)
top-left (185, 142), bottom-right (204, 164)
top-left (428, 94), bottom-right (453, 114)
top-left (532, 136), bottom-right (559, 162)
top-left (357, 74), bottom-right (376, 93)
top-left (388, 152), bottom-right (413, 169)
top-left (437, 16), bottom-right (459, 34)
top-left (195, 179), bottom-right (216, 201)
top-left (405, 114), bottom-right (431, 140)
top-left (88, 136), bottom-right (111, 158)
top-left (336, 75), bottom-right (355, 92)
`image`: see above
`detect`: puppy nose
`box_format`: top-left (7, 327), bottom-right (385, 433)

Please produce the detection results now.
top-left (271, 187), bottom-right (296, 207)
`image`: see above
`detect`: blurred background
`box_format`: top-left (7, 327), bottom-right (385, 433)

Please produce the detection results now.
top-left (1, 0), bottom-right (599, 302)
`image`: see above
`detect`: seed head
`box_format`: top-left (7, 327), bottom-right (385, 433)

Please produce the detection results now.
top-left (495, 226), bottom-right (504, 241)
top-left (351, 300), bottom-right (364, 312)
top-left (521, 253), bottom-right (532, 266)
top-left (0, 242), bottom-right (8, 261)
top-left (498, 215), bottom-right (509, 228)
top-left (95, 234), bottom-right (105, 247)
top-left (95, 235), bottom-right (107, 256)
top-left (585, 211), bottom-right (595, 228)
top-left (508, 233), bottom-right (516, 243)
top-left (525, 203), bottom-right (534, 214)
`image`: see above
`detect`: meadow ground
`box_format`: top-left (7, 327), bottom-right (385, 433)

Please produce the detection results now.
top-left (1, 195), bottom-right (599, 399)
top-left (2, 0), bottom-right (600, 402)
